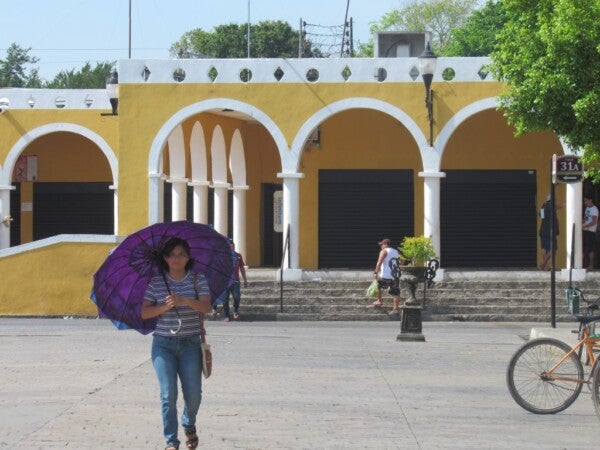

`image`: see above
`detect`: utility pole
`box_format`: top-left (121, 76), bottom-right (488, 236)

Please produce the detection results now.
top-left (128, 0), bottom-right (132, 59)
top-left (247, 0), bottom-right (251, 58)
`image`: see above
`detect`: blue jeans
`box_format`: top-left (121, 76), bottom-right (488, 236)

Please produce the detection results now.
top-left (151, 334), bottom-right (202, 448)
top-left (222, 281), bottom-right (241, 319)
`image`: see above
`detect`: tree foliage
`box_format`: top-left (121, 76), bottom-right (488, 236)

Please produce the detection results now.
top-left (444, 0), bottom-right (506, 56)
top-left (0, 43), bottom-right (41, 87)
top-left (170, 20), bottom-right (317, 58)
top-left (368, 0), bottom-right (479, 55)
top-left (45, 62), bottom-right (115, 89)
top-left (490, 0), bottom-right (600, 174)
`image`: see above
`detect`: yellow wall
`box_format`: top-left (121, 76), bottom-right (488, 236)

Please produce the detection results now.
top-left (0, 242), bottom-right (116, 316)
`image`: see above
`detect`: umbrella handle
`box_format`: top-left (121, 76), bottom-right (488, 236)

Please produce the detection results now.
top-left (161, 270), bottom-right (182, 335)
top-left (169, 318), bottom-right (182, 335)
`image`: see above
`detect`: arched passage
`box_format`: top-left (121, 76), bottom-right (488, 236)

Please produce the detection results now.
top-left (0, 123), bottom-right (118, 247)
top-left (289, 102), bottom-right (426, 268)
top-left (147, 99), bottom-right (287, 224)
top-left (438, 101), bottom-right (566, 268)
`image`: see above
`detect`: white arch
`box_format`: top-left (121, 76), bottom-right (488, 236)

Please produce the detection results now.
top-left (211, 125), bottom-right (227, 183)
top-left (167, 124), bottom-right (186, 178)
top-left (1, 122), bottom-right (118, 187)
top-left (190, 122), bottom-right (208, 182)
top-left (147, 99), bottom-right (288, 223)
top-left (435, 97), bottom-right (571, 170)
top-left (148, 98), bottom-right (287, 176)
top-left (229, 129), bottom-right (247, 186)
top-left (434, 97), bottom-right (500, 171)
top-left (287, 97), bottom-right (429, 173)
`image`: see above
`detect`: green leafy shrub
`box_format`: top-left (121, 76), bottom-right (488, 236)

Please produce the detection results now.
top-left (399, 236), bottom-right (437, 266)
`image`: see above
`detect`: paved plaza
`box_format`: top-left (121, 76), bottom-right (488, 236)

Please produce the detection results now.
top-left (0, 318), bottom-right (597, 449)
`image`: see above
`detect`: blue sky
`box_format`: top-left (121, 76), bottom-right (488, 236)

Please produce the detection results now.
top-left (2, 0), bottom-right (399, 81)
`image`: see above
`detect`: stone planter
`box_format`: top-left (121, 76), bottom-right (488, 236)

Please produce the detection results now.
top-left (400, 266), bottom-right (426, 304)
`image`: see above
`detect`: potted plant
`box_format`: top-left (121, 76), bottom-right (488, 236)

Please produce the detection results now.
top-left (398, 235), bottom-right (437, 267)
top-left (398, 236), bottom-right (439, 305)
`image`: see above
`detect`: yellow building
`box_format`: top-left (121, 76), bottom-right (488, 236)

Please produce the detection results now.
top-left (0, 56), bottom-right (584, 315)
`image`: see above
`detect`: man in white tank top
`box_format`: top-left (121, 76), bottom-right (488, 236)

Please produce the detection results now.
top-left (372, 238), bottom-right (402, 315)
top-left (583, 196), bottom-right (599, 269)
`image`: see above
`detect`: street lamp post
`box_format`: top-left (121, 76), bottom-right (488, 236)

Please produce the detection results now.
top-left (418, 42), bottom-right (438, 147)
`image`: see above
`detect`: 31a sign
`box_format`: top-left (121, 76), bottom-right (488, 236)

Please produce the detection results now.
top-left (552, 154), bottom-right (583, 184)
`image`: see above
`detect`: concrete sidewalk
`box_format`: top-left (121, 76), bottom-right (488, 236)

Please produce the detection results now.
top-left (0, 319), bottom-right (597, 450)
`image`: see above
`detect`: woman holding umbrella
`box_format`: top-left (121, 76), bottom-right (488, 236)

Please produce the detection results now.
top-left (141, 237), bottom-right (210, 450)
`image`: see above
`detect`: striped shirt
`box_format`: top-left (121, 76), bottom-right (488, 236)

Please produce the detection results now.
top-left (143, 271), bottom-right (209, 337)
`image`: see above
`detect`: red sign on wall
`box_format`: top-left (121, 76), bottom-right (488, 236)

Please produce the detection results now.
top-left (14, 155), bottom-right (38, 182)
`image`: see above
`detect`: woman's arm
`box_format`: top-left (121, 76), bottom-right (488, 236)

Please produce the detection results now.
top-left (140, 299), bottom-right (170, 319)
top-left (181, 294), bottom-right (211, 314)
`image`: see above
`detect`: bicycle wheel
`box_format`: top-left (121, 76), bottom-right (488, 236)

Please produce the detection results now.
top-left (507, 338), bottom-right (584, 414)
top-left (591, 357), bottom-right (600, 418)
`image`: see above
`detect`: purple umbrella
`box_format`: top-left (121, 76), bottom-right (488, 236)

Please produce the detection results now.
top-left (92, 221), bottom-right (233, 334)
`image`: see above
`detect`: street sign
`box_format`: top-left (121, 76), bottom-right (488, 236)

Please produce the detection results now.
top-left (552, 154), bottom-right (583, 184)
top-left (273, 190), bottom-right (283, 232)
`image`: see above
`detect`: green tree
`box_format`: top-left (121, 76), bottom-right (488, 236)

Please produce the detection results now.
top-left (490, 0), bottom-right (600, 173)
top-left (0, 43), bottom-right (41, 87)
top-left (44, 62), bottom-right (115, 89)
top-left (366, 0), bottom-right (478, 55)
top-left (444, 0), bottom-right (506, 56)
top-left (171, 20), bottom-right (317, 58)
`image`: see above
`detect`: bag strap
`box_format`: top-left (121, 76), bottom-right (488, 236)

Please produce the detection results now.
top-left (193, 273), bottom-right (207, 343)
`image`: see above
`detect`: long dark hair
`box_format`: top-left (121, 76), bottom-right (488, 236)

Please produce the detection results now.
top-left (158, 237), bottom-right (194, 272)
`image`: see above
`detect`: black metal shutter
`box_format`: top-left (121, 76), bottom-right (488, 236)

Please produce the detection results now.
top-left (262, 183), bottom-right (283, 267)
top-left (319, 169), bottom-right (414, 269)
top-left (10, 183), bottom-right (20, 246)
top-left (33, 182), bottom-right (113, 240)
top-left (440, 170), bottom-right (537, 268)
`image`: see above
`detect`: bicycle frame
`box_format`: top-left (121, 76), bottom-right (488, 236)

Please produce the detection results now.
top-left (545, 324), bottom-right (600, 385)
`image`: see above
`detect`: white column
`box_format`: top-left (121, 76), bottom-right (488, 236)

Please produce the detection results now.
top-left (213, 182), bottom-right (229, 235)
top-left (232, 185), bottom-right (249, 260)
top-left (0, 186), bottom-right (14, 249)
top-left (169, 177), bottom-right (188, 221)
top-left (418, 171), bottom-right (445, 262)
top-left (278, 172), bottom-right (304, 279)
top-left (148, 172), bottom-right (163, 224)
top-left (189, 181), bottom-right (210, 224)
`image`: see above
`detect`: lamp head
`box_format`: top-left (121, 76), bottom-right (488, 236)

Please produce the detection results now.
top-left (418, 42), bottom-right (438, 76)
top-left (105, 70), bottom-right (119, 115)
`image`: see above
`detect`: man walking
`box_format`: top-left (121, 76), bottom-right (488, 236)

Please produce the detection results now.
top-left (372, 238), bottom-right (402, 316)
top-left (583, 196), bottom-right (599, 269)
top-left (222, 239), bottom-right (248, 321)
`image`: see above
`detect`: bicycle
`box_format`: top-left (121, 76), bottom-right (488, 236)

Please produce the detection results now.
top-left (506, 293), bottom-right (600, 414)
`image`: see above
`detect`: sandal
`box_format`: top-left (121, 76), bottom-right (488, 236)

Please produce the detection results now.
top-left (389, 309), bottom-right (399, 315)
top-left (185, 426), bottom-right (199, 450)
top-left (372, 301), bottom-right (383, 307)
top-left (166, 446), bottom-right (178, 450)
